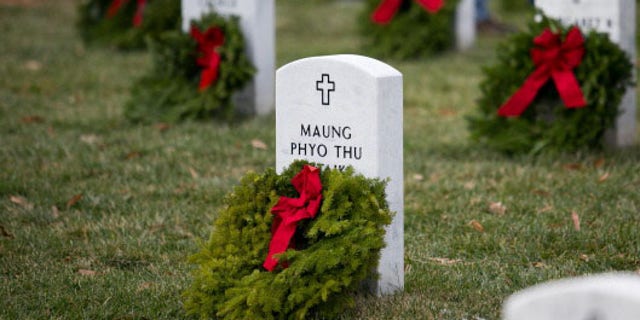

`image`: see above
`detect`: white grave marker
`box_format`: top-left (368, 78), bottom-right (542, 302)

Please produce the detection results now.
top-left (181, 0), bottom-right (275, 115)
top-left (503, 273), bottom-right (640, 320)
top-left (455, 0), bottom-right (476, 50)
top-left (276, 54), bottom-right (404, 295)
top-left (535, 0), bottom-right (637, 147)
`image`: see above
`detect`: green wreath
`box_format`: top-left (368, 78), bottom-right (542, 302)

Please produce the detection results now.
top-left (77, 0), bottom-right (181, 50)
top-left (359, 0), bottom-right (461, 59)
top-left (467, 14), bottom-right (634, 154)
top-left (124, 13), bottom-right (255, 123)
top-left (183, 161), bottom-right (393, 320)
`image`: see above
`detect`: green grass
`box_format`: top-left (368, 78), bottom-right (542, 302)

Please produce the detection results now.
top-left (1, 1), bottom-right (639, 319)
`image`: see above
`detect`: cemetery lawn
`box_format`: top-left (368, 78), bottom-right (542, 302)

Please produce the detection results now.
top-left (1, 1), bottom-right (639, 319)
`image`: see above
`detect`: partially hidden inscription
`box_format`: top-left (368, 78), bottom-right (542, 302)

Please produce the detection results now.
top-left (554, 16), bottom-right (614, 32)
top-left (199, 0), bottom-right (237, 9)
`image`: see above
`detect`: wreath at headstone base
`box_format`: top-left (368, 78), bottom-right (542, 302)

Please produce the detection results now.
top-left (359, 0), bottom-right (461, 59)
top-left (182, 161), bottom-right (393, 320)
top-left (467, 14), bottom-right (634, 154)
top-left (77, 0), bottom-right (181, 50)
top-left (124, 13), bottom-right (255, 123)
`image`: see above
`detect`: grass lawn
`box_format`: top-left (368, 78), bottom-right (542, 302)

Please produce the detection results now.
top-left (1, 1), bottom-right (639, 319)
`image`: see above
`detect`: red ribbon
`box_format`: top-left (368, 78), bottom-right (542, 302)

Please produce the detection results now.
top-left (498, 27), bottom-right (587, 117)
top-left (190, 25), bottom-right (225, 92)
top-left (263, 165), bottom-right (323, 272)
top-left (106, 0), bottom-right (147, 27)
top-left (132, 0), bottom-right (147, 27)
top-left (371, 0), bottom-right (444, 24)
top-left (106, 0), bottom-right (125, 18)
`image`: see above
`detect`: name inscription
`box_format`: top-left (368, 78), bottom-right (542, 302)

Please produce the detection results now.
top-left (289, 123), bottom-right (363, 170)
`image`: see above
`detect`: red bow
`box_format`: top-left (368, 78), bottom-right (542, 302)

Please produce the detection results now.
top-left (371, 0), bottom-right (444, 24)
top-left (263, 165), bottom-right (322, 272)
top-left (190, 26), bottom-right (225, 92)
top-left (498, 27), bottom-right (587, 117)
top-left (106, 0), bottom-right (147, 27)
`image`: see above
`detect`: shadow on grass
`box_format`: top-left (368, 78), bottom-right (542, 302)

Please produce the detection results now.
top-left (421, 140), bottom-right (640, 166)
top-left (411, 140), bottom-right (513, 163)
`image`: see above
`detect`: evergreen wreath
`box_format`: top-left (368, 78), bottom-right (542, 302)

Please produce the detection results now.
top-left (77, 0), bottom-right (181, 50)
top-left (467, 14), bottom-right (634, 154)
top-left (359, 0), bottom-right (461, 59)
top-left (124, 13), bottom-right (255, 123)
top-left (183, 161), bottom-right (393, 320)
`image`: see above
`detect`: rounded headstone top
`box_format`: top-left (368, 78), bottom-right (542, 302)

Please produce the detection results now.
top-left (503, 272), bottom-right (640, 320)
top-left (278, 54), bottom-right (401, 78)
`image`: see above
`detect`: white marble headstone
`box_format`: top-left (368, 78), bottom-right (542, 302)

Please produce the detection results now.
top-left (535, 0), bottom-right (636, 147)
top-left (503, 273), bottom-right (640, 320)
top-left (181, 0), bottom-right (275, 115)
top-left (275, 54), bottom-right (404, 295)
top-left (455, 0), bottom-right (476, 50)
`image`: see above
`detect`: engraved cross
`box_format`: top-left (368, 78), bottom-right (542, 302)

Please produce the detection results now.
top-left (316, 74), bottom-right (335, 106)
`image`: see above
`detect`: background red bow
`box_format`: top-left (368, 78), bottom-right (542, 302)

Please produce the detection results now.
top-left (190, 26), bottom-right (225, 92)
top-left (106, 0), bottom-right (147, 27)
top-left (498, 27), bottom-right (587, 117)
top-left (371, 0), bottom-right (444, 24)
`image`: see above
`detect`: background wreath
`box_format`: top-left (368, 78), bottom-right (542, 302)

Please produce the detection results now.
top-left (359, 0), bottom-right (461, 59)
top-left (467, 14), bottom-right (634, 154)
top-left (124, 13), bottom-right (255, 123)
top-left (183, 161), bottom-right (393, 320)
top-left (77, 0), bottom-right (181, 50)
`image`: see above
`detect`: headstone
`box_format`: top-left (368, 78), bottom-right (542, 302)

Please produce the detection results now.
top-left (503, 273), bottom-right (640, 320)
top-left (535, 0), bottom-right (637, 147)
top-left (455, 0), bottom-right (476, 50)
top-left (181, 0), bottom-right (275, 115)
top-left (275, 54), bottom-right (404, 295)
